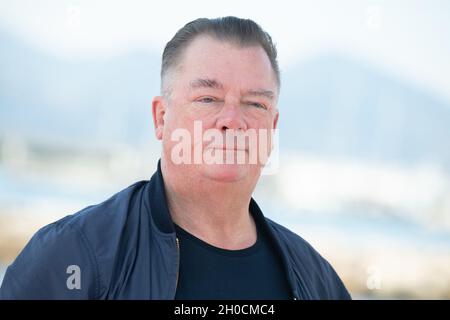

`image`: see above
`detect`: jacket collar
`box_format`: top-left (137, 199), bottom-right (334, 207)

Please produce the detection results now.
top-left (148, 159), bottom-right (175, 234)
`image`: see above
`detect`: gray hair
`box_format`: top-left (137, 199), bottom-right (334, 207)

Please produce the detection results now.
top-left (160, 16), bottom-right (280, 96)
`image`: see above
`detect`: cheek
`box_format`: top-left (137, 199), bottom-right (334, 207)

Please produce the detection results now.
top-left (242, 108), bottom-right (275, 125)
top-left (248, 114), bottom-right (276, 130)
top-left (164, 104), bottom-right (190, 129)
top-left (162, 107), bottom-right (197, 145)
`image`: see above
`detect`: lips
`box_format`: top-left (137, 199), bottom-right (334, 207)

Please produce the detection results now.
top-left (209, 146), bottom-right (247, 151)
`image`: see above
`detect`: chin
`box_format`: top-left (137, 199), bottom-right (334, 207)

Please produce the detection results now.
top-left (201, 163), bottom-right (250, 183)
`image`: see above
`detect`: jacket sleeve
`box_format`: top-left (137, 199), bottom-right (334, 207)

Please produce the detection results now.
top-left (321, 258), bottom-right (352, 300)
top-left (0, 217), bottom-right (101, 299)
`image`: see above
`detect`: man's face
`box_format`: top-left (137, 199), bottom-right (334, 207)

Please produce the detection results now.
top-left (155, 35), bottom-right (279, 184)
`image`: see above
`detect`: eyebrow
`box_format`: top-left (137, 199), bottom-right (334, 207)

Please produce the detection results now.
top-left (244, 89), bottom-right (275, 100)
top-left (189, 78), bottom-right (275, 100)
top-left (189, 78), bottom-right (224, 90)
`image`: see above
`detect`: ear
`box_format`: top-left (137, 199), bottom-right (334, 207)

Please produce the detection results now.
top-left (152, 96), bottom-right (166, 140)
top-left (273, 109), bottom-right (279, 130)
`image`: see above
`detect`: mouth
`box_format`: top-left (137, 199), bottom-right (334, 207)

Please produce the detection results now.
top-left (210, 146), bottom-right (248, 152)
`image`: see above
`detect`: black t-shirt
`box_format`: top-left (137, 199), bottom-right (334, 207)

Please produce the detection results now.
top-left (174, 217), bottom-right (292, 300)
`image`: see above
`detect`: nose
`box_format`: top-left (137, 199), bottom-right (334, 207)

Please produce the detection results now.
top-left (215, 100), bottom-right (247, 132)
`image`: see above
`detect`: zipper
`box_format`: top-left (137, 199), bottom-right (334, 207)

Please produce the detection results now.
top-left (262, 223), bottom-right (302, 300)
top-left (174, 237), bottom-right (180, 296)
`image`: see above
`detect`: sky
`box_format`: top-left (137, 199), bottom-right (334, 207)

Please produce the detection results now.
top-left (0, 0), bottom-right (449, 102)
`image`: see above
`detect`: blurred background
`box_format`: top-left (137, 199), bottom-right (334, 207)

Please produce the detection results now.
top-left (0, 0), bottom-right (449, 299)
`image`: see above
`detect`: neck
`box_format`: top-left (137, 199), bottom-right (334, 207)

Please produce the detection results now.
top-left (161, 159), bottom-right (259, 250)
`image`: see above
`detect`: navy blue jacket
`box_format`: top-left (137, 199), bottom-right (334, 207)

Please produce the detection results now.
top-left (0, 161), bottom-right (351, 300)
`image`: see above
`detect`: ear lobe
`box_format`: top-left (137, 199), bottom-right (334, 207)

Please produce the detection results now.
top-left (152, 96), bottom-right (166, 140)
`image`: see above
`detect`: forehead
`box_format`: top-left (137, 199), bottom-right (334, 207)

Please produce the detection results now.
top-left (176, 35), bottom-right (278, 91)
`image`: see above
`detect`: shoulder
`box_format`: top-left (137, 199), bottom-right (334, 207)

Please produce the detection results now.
top-left (67, 180), bottom-right (149, 229)
top-left (0, 214), bottom-right (98, 299)
top-left (265, 218), bottom-right (317, 255)
top-left (0, 180), bottom-right (150, 299)
top-left (265, 218), bottom-right (351, 299)
top-left (31, 179), bottom-right (151, 265)
top-left (265, 218), bottom-right (329, 268)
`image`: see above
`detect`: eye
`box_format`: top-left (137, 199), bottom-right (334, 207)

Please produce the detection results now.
top-left (197, 97), bottom-right (215, 103)
top-left (247, 102), bottom-right (267, 110)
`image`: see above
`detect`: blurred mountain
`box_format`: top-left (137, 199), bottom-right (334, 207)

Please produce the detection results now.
top-left (1, 30), bottom-right (449, 168)
top-left (278, 54), bottom-right (450, 168)
top-left (0, 30), bottom-right (161, 150)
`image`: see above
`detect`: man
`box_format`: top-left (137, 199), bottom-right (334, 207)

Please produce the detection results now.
top-left (0, 17), bottom-right (351, 300)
